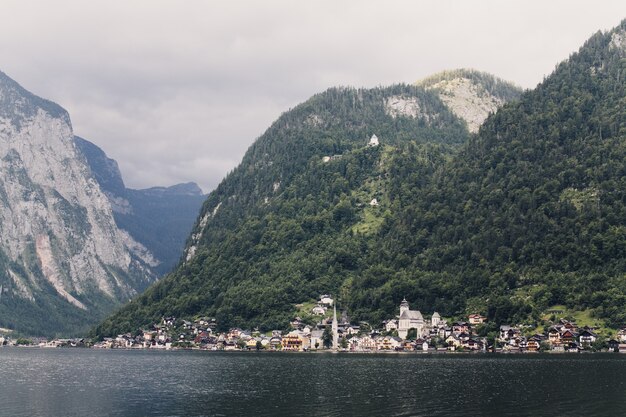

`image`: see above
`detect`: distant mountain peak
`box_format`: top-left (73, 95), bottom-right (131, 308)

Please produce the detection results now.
top-left (135, 182), bottom-right (204, 197)
top-left (0, 70), bottom-right (69, 128)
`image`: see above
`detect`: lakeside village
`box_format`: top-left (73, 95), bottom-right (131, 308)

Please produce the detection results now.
top-left (3, 295), bottom-right (626, 354)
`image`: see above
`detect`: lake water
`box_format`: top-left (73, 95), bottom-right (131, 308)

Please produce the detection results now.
top-left (0, 348), bottom-right (625, 416)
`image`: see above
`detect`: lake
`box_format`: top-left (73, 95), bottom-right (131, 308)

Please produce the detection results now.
top-left (0, 348), bottom-right (625, 416)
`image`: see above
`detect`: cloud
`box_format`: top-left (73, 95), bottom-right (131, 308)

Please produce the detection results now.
top-left (1, 0), bottom-right (624, 191)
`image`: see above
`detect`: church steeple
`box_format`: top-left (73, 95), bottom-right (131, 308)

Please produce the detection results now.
top-left (400, 298), bottom-right (409, 316)
top-left (332, 304), bottom-right (338, 350)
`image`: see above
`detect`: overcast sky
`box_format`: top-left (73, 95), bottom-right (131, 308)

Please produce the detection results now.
top-left (1, 1), bottom-right (625, 192)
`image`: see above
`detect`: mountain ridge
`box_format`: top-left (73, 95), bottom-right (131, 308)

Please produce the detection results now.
top-left (0, 71), bottom-right (158, 336)
top-left (74, 136), bottom-right (206, 276)
top-left (92, 71), bottom-right (521, 336)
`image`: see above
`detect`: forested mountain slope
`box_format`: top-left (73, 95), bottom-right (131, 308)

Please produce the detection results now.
top-left (349, 21), bottom-right (626, 328)
top-left (93, 73), bottom-right (521, 336)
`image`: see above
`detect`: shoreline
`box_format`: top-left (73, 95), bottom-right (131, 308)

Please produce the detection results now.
top-left (2, 344), bottom-right (624, 355)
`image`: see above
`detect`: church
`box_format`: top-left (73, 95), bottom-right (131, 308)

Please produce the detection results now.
top-left (397, 298), bottom-right (428, 339)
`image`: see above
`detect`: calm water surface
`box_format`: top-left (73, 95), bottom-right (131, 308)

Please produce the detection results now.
top-left (0, 348), bottom-right (625, 416)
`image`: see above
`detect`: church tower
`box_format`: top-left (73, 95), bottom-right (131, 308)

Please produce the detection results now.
top-left (400, 298), bottom-right (410, 317)
top-left (332, 304), bottom-right (339, 350)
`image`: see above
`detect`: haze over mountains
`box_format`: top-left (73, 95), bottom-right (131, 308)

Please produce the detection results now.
top-left (0, 72), bottom-right (204, 336)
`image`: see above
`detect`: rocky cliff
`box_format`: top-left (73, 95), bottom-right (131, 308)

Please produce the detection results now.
top-left (0, 71), bottom-right (156, 335)
top-left (74, 137), bottom-right (206, 275)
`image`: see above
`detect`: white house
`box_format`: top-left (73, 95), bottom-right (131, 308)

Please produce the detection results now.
top-left (431, 312), bottom-right (442, 328)
top-left (368, 134), bottom-right (379, 147)
top-left (579, 329), bottom-right (597, 346)
top-left (311, 304), bottom-right (326, 315)
top-left (385, 320), bottom-right (398, 332)
top-left (320, 295), bottom-right (334, 306)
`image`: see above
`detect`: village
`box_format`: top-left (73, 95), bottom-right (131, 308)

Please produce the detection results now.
top-left (3, 295), bottom-right (626, 354)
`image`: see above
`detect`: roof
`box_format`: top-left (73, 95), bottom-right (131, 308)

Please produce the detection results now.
top-left (399, 310), bottom-right (424, 321)
top-left (432, 312), bottom-right (441, 318)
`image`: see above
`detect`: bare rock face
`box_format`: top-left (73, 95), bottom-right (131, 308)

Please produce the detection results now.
top-left (0, 71), bottom-right (156, 333)
top-left (416, 69), bottom-right (522, 133)
top-left (426, 77), bottom-right (503, 133)
top-left (610, 28), bottom-right (626, 53)
top-left (384, 95), bottom-right (422, 119)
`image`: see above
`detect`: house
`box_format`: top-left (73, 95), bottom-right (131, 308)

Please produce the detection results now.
top-left (527, 336), bottom-right (542, 352)
top-left (618, 327), bottom-right (626, 342)
top-left (369, 198), bottom-right (379, 206)
top-left (579, 329), bottom-right (597, 347)
top-left (345, 326), bottom-right (360, 335)
top-left (227, 328), bottom-right (243, 339)
top-left (269, 337), bottom-right (282, 350)
top-left (319, 295), bottom-right (334, 306)
top-left (378, 335), bottom-right (402, 350)
top-left (452, 322), bottom-right (471, 336)
top-left (281, 332), bottom-right (309, 351)
top-left (435, 326), bottom-right (451, 339)
top-left (608, 339), bottom-right (620, 352)
top-left (223, 340), bottom-right (238, 351)
top-left (431, 312), bottom-right (442, 328)
top-left (445, 334), bottom-right (462, 349)
top-left (402, 340), bottom-right (415, 351)
top-left (463, 338), bottom-right (484, 351)
top-left (309, 330), bottom-right (324, 350)
top-left (162, 317), bottom-right (176, 327)
top-left (561, 329), bottom-right (577, 344)
top-left (246, 338), bottom-right (259, 350)
top-left (499, 325), bottom-right (520, 342)
top-left (457, 332), bottom-right (470, 342)
top-left (368, 134), bottom-right (379, 147)
top-left (384, 320), bottom-right (398, 332)
top-left (311, 305), bottom-right (326, 315)
top-left (561, 320), bottom-right (578, 333)
top-left (468, 314), bottom-right (487, 325)
top-left (548, 327), bottom-right (562, 346)
top-left (358, 335), bottom-right (377, 351)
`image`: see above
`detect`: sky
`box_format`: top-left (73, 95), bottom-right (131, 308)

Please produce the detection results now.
top-left (1, 1), bottom-right (625, 193)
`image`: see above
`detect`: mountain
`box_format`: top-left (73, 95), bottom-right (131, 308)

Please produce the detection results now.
top-left (92, 71), bottom-right (522, 336)
top-left (348, 21), bottom-right (626, 328)
top-left (0, 71), bottom-right (159, 336)
top-left (74, 137), bottom-right (206, 275)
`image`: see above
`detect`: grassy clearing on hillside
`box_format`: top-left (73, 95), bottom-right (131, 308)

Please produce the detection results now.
top-left (542, 305), bottom-right (614, 337)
